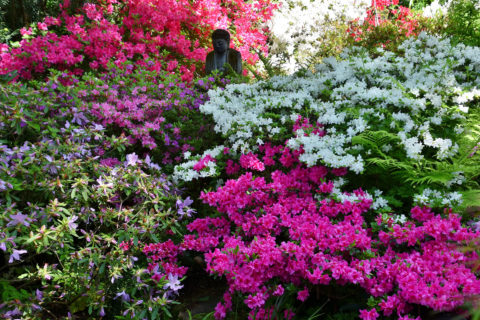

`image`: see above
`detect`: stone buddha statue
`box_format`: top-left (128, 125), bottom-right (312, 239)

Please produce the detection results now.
top-left (205, 29), bottom-right (242, 75)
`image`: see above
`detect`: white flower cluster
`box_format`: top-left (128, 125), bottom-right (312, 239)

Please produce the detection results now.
top-left (413, 188), bottom-right (463, 209)
top-left (380, 213), bottom-right (408, 225)
top-left (445, 171), bottom-right (466, 188)
top-left (266, 0), bottom-right (369, 73)
top-left (194, 34), bottom-right (480, 179)
top-left (421, 0), bottom-right (452, 18)
top-left (172, 145), bottom-right (224, 182)
top-left (320, 181), bottom-right (390, 210)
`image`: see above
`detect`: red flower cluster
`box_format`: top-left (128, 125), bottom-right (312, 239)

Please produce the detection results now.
top-left (348, 0), bottom-right (421, 44)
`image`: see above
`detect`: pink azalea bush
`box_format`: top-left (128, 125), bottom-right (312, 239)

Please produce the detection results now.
top-left (144, 139), bottom-right (480, 319)
top-left (0, 0), bottom-right (277, 81)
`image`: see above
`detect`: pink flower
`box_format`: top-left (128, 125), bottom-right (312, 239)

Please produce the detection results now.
top-left (331, 167), bottom-right (348, 176)
top-left (359, 309), bottom-right (379, 320)
top-left (225, 160), bottom-right (240, 175)
top-left (245, 293), bottom-right (266, 309)
top-left (239, 152), bottom-right (265, 171)
top-left (20, 28), bottom-right (32, 36)
top-left (214, 303), bottom-right (226, 319)
top-left (284, 309), bottom-right (295, 320)
top-left (193, 155), bottom-right (216, 172)
top-left (273, 285), bottom-right (284, 296)
top-left (37, 22), bottom-right (48, 31)
top-left (297, 288), bottom-right (309, 302)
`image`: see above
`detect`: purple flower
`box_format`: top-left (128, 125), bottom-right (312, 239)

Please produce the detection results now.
top-left (145, 155), bottom-right (161, 171)
top-left (67, 216), bottom-right (78, 231)
top-left (4, 308), bottom-right (21, 317)
top-left (176, 197), bottom-right (195, 218)
top-left (36, 289), bottom-right (43, 301)
top-left (163, 274), bottom-right (183, 292)
top-left (9, 249), bottom-right (27, 263)
top-left (7, 212), bottom-right (32, 227)
top-left (0, 179), bottom-right (12, 191)
top-left (114, 290), bottom-right (131, 302)
top-left (125, 153), bottom-right (139, 167)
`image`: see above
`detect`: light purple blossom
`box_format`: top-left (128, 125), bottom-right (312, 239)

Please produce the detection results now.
top-left (67, 216), bottom-right (78, 231)
top-left (176, 197), bottom-right (195, 217)
top-left (0, 179), bottom-right (13, 191)
top-left (145, 155), bottom-right (161, 170)
top-left (36, 289), bottom-right (43, 301)
top-left (7, 212), bottom-right (32, 227)
top-left (114, 290), bottom-right (131, 302)
top-left (9, 249), bottom-right (27, 263)
top-left (125, 153), bottom-right (139, 167)
top-left (163, 274), bottom-right (183, 292)
top-left (4, 308), bottom-right (21, 317)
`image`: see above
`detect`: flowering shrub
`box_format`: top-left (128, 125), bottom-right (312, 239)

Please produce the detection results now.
top-left (187, 33), bottom-right (480, 210)
top-left (265, 0), bottom-right (369, 74)
top-left (0, 0), bottom-right (277, 81)
top-left (147, 143), bottom-right (480, 319)
top-left (57, 62), bottom-right (223, 168)
top-left (0, 77), bottom-right (195, 318)
top-left (347, 0), bottom-right (431, 52)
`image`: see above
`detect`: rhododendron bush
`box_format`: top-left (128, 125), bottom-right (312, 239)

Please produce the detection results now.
top-left (0, 71), bottom-right (200, 318)
top-left (147, 143), bottom-right (480, 319)
top-left (0, 0), bottom-right (277, 80)
top-left (66, 61), bottom-right (223, 166)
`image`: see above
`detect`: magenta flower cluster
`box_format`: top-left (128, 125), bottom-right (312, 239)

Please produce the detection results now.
top-left (144, 142), bottom-right (480, 319)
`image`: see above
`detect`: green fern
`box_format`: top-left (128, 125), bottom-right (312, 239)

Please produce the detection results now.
top-left (352, 130), bottom-right (400, 156)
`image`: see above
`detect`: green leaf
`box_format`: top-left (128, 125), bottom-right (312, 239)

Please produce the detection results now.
top-left (70, 296), bottom-right (89, 313)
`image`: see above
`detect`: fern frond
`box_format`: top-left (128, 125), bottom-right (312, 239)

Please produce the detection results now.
top-left (352, 130), bottom-right (401, 156)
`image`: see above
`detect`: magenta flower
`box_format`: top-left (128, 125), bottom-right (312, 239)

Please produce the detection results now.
top-left (297, 288), bottom-right (309, 302)
top-left (359, 309), bottom-right (379, 320)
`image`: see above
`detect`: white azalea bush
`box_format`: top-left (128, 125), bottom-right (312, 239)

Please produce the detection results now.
top-left (266, 0), bottom-right (369, 73)
top-left (177, 33), bottom-right (480, 211)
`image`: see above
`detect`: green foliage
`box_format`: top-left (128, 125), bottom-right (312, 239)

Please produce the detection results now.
top-left (0, 0), bottom-right (63, 43)
top-left (444, 0), bottom-right (480, 47)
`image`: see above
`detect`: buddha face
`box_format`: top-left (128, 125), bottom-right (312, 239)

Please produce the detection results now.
top-left (213, 38), bottom-right (229, 54)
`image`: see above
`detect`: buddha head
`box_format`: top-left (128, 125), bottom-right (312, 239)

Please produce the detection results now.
top-left (211, 29), bottom-right (230, 54)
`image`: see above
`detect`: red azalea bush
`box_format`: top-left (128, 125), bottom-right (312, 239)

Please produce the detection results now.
top-left (144, 140), bottom-right (480, 319)
top-left (0, 0), bottom-right (277, 81)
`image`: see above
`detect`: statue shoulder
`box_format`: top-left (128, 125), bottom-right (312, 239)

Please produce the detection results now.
top-left (206, 50), bottom-right (215, 61)
top-left (230, 48), bottom-right (241, 57)
top-left (228, 48), bottom-right (242, 61)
